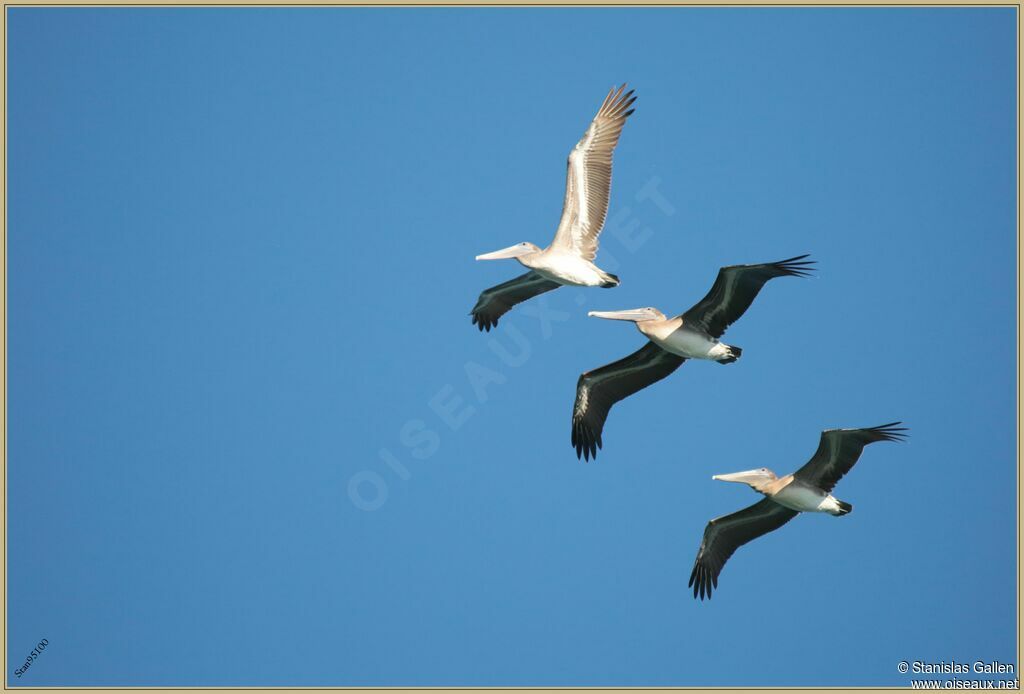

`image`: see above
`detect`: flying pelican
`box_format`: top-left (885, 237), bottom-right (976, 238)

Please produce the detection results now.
top-left (571, 255), bottom-right (814, 460)
top-left (689, 423), bottom-right (907, 600)
top-left (470, 85), bottom-right (637, 331)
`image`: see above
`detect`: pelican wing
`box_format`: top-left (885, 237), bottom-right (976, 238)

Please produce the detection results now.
top-left (689, 498), bottom-right (799, 601)
top-left (470, 271), bottom-right (561, 332)
top-left (550, 85), bottom-right (637, 262)
top-left (793, 422), bottom-right (907, 493)
top-left (571, 341), bottom-right (684, 461)
top-left (680, 255), bottom-right (815, 338)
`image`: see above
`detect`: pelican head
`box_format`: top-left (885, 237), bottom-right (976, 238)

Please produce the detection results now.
top-left (712, 467), bottom-right (778, 492)
top-left (475, 242), bottom-right (541, 261)
top-left (587, 307), bottom-right (666, 323)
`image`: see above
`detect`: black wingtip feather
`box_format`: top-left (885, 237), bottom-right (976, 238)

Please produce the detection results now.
top-left (771, 254), bottom-right (817, 279)
top-left (571, 416), bottom-right (599, 462)
top-left (470, 312), bottom-right (497, 332)
top-left (867, 422), bottom-right (909, 442)
top-left (689, 559), bottom-right (713, 601)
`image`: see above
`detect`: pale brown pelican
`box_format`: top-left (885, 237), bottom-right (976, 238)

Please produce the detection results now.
top-left (471, 85), bottom-right (637, 331)
top-left (571, 255), bottom-right (814, 460)
top-left (689, 423), bottom-right (908, 600)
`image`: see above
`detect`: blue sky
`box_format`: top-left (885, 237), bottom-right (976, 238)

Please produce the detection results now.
top-left (7, 7), bottom-right (1017, 687)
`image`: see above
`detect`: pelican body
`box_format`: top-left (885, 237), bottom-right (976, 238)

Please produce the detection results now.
top-left (470, 85), bottom-right (637, 331)
top-left (712, 470), bottom-right (850, 515)
top-left (587, 308), bottom-right (739, 363)
top-left (476, 243), bottom-right (618, 288)
top-left (689, 423), bottom-right (908, 601)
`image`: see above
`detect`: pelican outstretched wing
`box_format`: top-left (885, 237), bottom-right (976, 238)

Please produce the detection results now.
top-left (793, 422), bottom-right (908, 493)
top-left (550, 85), bottom-right (637, 262)
top-left (681, 255), bottom-right (815, 338)
top-left (689, 498), bottom-right (799, 601)
top-left (571, 341), bottom-right (684, 461)
top-left (470, 271), bottom-right (561, 332)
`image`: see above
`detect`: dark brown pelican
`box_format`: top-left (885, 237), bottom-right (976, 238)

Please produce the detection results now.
top-left (571, 255), bottom-right (814, 460)
top-left (689, 423), bottom-right (908, 600)
top-left (471, 85), bottom-right (637, 331)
